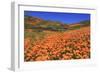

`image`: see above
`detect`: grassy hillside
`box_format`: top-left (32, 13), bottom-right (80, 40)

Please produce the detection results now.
top-left (24, 16), bottom-right (90, 31)
top-left (24, 16), bottom-right (90, 43)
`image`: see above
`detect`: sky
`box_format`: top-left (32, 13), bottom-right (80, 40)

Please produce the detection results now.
top-left (24, 11), bottom-right (90, 24)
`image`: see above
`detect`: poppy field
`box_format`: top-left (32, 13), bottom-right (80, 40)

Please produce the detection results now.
top-left (24, 11), bottom-right (90, 62)
top-left (24, 26), bottom-right (90, 61)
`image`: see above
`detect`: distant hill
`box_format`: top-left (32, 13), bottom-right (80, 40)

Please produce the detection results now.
top-left (24, 16), bottom-right (43, 25)
top-left (24, 16), bottom-right (68, 31)
top-left (79, 20), bottom-right (90, 26)
top-left (24, 16), bottom-right (90, 31)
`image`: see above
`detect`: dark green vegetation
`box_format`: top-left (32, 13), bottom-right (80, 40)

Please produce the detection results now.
top-left (80, 20), bottom-right (90, 26)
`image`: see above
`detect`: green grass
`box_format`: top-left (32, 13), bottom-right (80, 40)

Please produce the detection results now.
top-left (69, 26), bottom-right (81, 30)
top-left (24, 29), bottom-right (46, 41)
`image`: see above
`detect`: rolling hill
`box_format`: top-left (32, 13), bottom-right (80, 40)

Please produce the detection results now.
top-left (24, 16), bottom-right (90, 31)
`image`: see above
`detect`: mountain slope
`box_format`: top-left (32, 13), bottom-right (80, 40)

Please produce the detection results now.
top-left (24, 16), bottom-right (90, 31)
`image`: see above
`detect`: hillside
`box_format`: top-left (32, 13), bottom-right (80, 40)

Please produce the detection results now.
top-left (24, 16), bottom-right (90, 31)
top-left (25, 16), bottom-right (68, 31)
top-left (24, 26), bottom-right (90, 61)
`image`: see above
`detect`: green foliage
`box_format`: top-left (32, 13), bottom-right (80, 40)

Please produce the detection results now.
top-left (24, 24), bottom-right (33, 29)
top-left (80, 20), bottom-right (90, 26)
top-left (69, 25), bottom-right (81, 30)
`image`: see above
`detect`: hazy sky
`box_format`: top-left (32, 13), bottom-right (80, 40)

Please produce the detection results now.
top-left (24, 11), bottom-right (90, 24)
